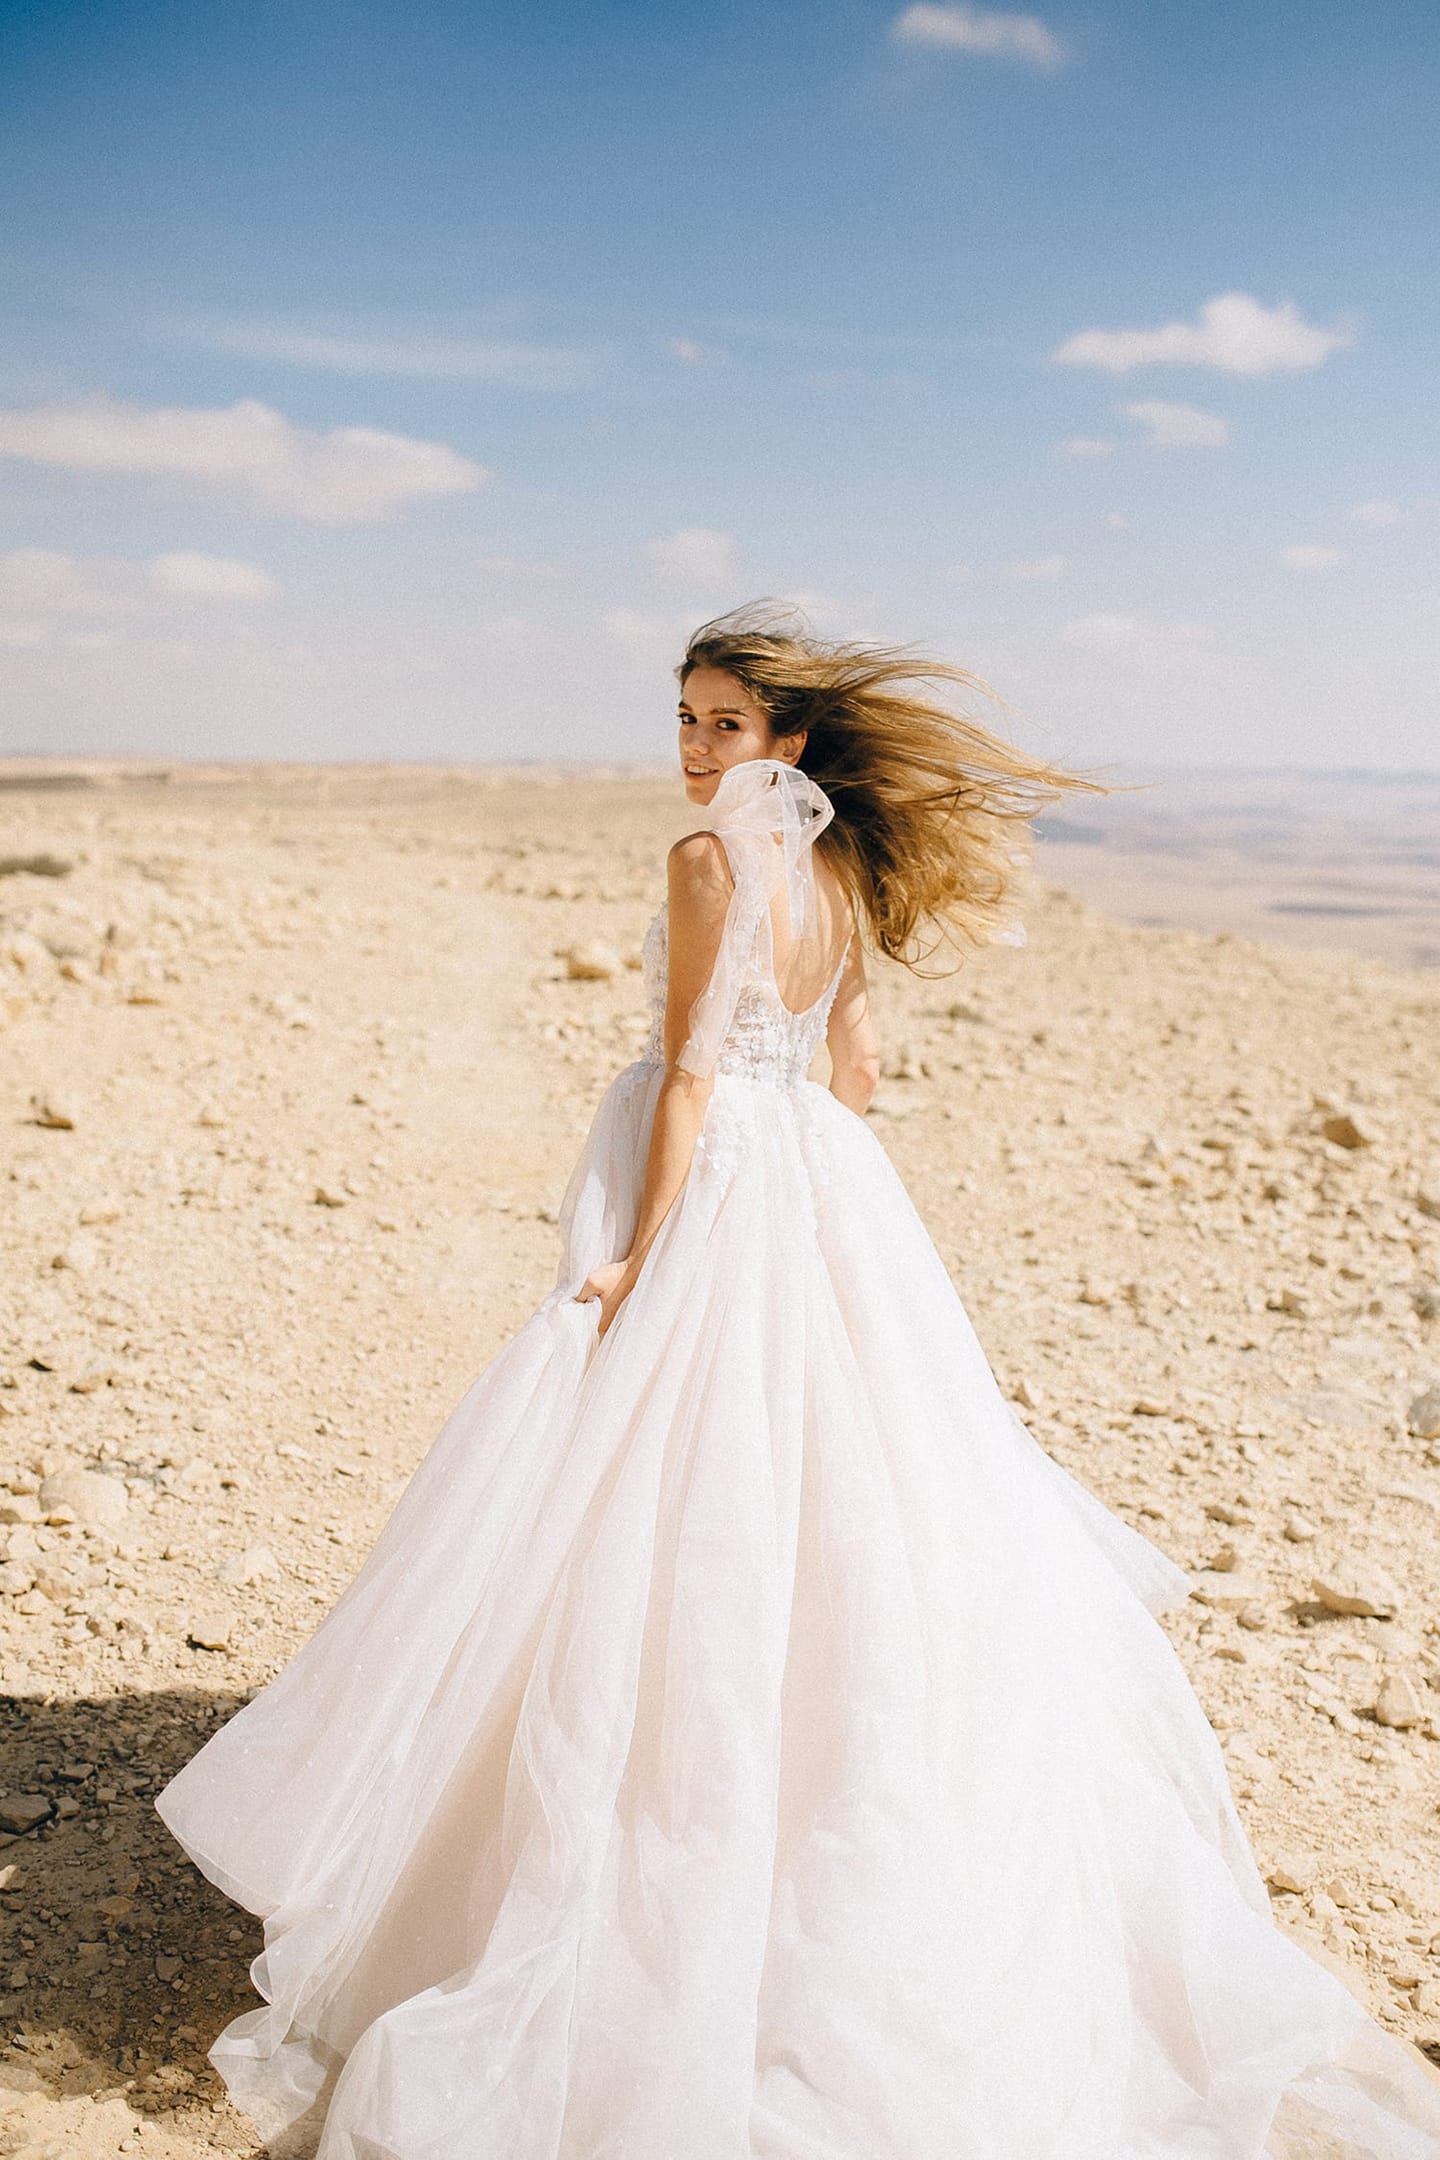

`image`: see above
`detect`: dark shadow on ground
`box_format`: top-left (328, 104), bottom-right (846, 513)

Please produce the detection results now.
top-left (0, 1682), bottom-right (267, 2145)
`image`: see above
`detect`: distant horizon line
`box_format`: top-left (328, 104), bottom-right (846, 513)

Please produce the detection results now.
top-left (2, 751), bottom-right (1438, 785)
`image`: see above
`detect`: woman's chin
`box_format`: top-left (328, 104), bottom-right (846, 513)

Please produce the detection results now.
top-left (681, 771), bottom-right (721, 805)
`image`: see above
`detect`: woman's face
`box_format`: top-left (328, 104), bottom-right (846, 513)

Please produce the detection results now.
top-left (677, 665), bottom-right (803, 806)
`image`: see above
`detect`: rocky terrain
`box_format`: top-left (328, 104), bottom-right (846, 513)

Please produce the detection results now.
top-left (1, 758), bottom-right (1439, 2155)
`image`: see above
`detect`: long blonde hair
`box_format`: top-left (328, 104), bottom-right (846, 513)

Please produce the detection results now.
top-left (679, 603), bottom-right (1104, 969)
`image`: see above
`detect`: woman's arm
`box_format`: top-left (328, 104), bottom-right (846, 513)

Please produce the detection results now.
top-left (576, 831), bottom-right (730, 1337)
top-left (825, 936), bottom-right (881, 1116)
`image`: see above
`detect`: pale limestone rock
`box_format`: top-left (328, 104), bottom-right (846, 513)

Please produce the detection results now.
top-left (1310, 1569), bottom-right (1402, 1620)
top-left (562, 942), bottom-right (621, 981)
top-left (1372, 1672), bottom-right (1428, 1729)
top-left (1406, 1387), bottom-right (1440, 1440)
top-left (1190, 1571), bottom-right (1268, 1612)
top-left (186, 1608), bottom-right (233, 1650)
top-left (38, 1468), bottom-right (128, 1529)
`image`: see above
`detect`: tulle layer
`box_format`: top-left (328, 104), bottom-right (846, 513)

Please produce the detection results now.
top-left (155, 1062), bottom-right (1440, 2158)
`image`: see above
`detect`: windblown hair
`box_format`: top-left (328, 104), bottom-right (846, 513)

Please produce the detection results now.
top-left (679, 603), bottom-right (1105, 970)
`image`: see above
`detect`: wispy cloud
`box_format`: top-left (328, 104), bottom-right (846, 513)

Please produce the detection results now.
top-left (1053, 291), bottom-right (1354, 376)
top-left (1005, 553), bottom-right (1068, 581)
top-left (662, 335), bottom-right (731, 366)
top-left (1124, 399), bottom-right (1230, 448)
top-left (0, 395), bottom-right (488, 524)
top-left (161, 316), bottom-right (590, 388)
top-left (1279, 543), bottom-right (1345, 572)
top-left (1057, 436), bottom-right (1117, 459)
top-left (0, 545), bottom-right (278, 644)
top-left (1062, 611), bottom-right (1207, 661)
top-left (1347, 498), bottom-right (1412, 527)
top-left (645, 527), bottom-right (740, 588)
top-left (891, 3), bottom-right (1066, 68)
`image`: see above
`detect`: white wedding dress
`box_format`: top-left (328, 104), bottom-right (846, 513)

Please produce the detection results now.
top-left (156, 761), bottom-right (1440, 2159)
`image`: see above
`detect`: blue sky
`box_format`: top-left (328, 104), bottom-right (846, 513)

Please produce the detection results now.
top-left (1, 0), bottom-right (1436, 770)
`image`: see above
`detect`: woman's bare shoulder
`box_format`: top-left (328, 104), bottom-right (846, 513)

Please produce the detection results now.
top-left (666, 829), bottom-right (732, 897)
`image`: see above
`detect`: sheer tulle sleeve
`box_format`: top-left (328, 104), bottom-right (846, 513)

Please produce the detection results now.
top-left (675, 760), bottom-right (835, 1079)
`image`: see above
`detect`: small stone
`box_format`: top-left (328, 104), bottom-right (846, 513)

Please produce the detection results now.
top-left (0, 1497), bottom-right (43, 1526)
top-left (1207, 1543), bottom-right (1243, 1573)
top-left (186, 1608), bottom-right (232, 1650)
top-left (154, 1954), bottom-right (182, 1982)
top-left (1406, 1388), bottom-right (1440, 1441)
top-left (313, 1185), bottom-right (347, 1208)
top-left (1413, 1182), bottom-right (1440, 1222)
top-left (1372, 1671), bottom-right (1428, 1729)
top-left (562, 942), bottom-right (620, 981)
top-left (38, 1468), bottom-right (128, 1529)
top-left (0, 1795), bottom-right (52, 1835)
top-left (68, 1367), bottom-right (116, 1395)
top-left (1412, 1285), bottom-right (1440, 1322)
top-left (218, 1544), bottom-right (278, 1587)
top-left (1078, 1280), bottom-right (1114, 1307)
top-left (1190, 1571), bottom-right (1268, 1613)
top-left (0, 1562), bottom-right (36, 1596)
top-left (1320, 1111), bottom-right (1373, 1150)
top-left (1268, 1286), bottom-right (1309, 1317)
top-left (5, 1965), bottom-right (28, 1991)
top-left (1131, 1397), bottom-right (1169, 1417)
top-left (1310, 1570), bottom-right (1402, 1620)
top-left (0, 852), bottom-right (70, 878)
top-left (1265, 1852), bottom-right (1316, 1895)
top-left (1204, 1500), bottom-right (1255, 1527)
top-left (30, 1093), bottom-right (75, 1130)
top-left (1282, 1512), bottom-right (1319, 1542)
top-left (1011, 1377), bottom-right (1042, 1412)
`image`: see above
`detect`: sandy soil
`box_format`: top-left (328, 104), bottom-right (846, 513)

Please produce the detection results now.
top-left (2, 760), bottom-right (1439, 2155)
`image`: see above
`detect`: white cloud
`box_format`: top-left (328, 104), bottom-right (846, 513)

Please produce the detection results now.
top-left (147, 552), bottom-right (279, 600)
top-left (1062, 612), bottom-right (1206, 661)
top-left (1057, 436), bottom-right (1116, 458)
top-left (1124, 399), bottom-right (1230, 448)
top-left (0, 546), bottom-right (279, 639)
top-left (665, 337), bottom-right (706, 363)
top-left (644, 527), bottom-right (740, 588)
top-left (1279, 543), bottom-right (1346, 572)
top-left (1347, 498), bottom-right (1411, 527)
top-left (1103, 511), bottom-right (1130, 530)
top-left (163, 317), bottom-right (589, 389)
top-left (1006, 553), bottom-right (1069, 581)
top-left (891, 3), bottom-right (1066, 68)
top-left (1052, 291), bottom-right (1354, 376)
top-left (0, 395), bottom-right (488, 524)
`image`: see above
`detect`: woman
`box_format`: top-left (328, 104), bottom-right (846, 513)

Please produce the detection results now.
top-left (156, 608), bottom-right (1440, 2158)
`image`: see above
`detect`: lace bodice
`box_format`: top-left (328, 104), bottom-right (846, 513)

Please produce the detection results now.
top-left (638, 902), bottom-right (845, 1087)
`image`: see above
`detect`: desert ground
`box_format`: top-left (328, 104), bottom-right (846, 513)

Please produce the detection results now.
top-left (2, 757), bottom-right (1439, 2155)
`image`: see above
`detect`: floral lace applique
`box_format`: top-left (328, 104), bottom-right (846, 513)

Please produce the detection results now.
top-left (637, 901), bottom-right (843, 1088)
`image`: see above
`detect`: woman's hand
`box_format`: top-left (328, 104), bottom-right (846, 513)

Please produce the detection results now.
top-left (574, 1257), bottom-right (638, 1340)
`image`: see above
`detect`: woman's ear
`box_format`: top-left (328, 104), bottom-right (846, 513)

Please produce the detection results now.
top-left (776, 731), bottom-right (807, 767)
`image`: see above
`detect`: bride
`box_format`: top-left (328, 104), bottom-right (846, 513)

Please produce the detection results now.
top-left (156, 608), bottom-right (1440, 2157)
